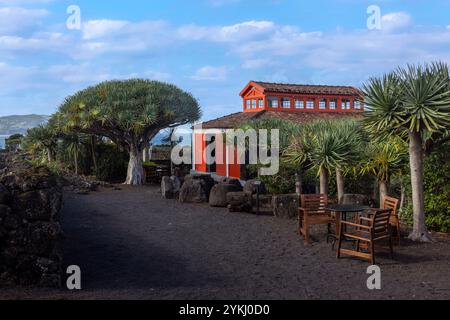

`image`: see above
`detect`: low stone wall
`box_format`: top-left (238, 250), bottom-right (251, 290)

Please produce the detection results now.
top-left (0, 153), bottom-right (63, 287)
top-left (272, 194), bottom-right (299, 219)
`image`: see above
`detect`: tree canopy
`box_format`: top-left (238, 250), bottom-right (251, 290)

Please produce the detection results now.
top-left (55, 79), bottom-right (201, 184)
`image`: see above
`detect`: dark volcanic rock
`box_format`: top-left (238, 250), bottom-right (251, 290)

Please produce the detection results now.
top-left (179, 174), bottom-right (215, 203)
top-left (12, 188), bottom-right (62, 221)
top-left (0, 152), bottom-right (63, 288)
top-left (243, 180), bottom-right (267, 195)
top-left (209, 183), bottom-right (243, 207)
top-left (0, 183), bottom-right (10, 204)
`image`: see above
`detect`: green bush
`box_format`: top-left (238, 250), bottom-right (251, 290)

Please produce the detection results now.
top-left (143, 161), bottom-right (158, 168)
top-left (403, 143), bottom-right (450, 233)
top-left (94, 143), bottom-right (129, 183)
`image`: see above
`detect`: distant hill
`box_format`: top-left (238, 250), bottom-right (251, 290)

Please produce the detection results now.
top-left (0, 115), bottom-right (50, 136)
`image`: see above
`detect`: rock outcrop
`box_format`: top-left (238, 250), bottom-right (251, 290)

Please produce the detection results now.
top-left (161, 176), bottom-right (182, 199)
top-left (179, 174), bottom-right (215, 203)
top-left (209, 183), bottom-right (243, 207)
top-left (0, 152), bottom-right (63, 287)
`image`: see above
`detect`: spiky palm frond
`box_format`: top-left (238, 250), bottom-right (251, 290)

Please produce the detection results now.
top-left (363, 62), bottom-right (450, 141)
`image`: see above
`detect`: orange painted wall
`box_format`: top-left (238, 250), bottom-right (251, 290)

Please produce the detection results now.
top-left (227, 145), bottom-right (241, 179)
top-left (194, 133), bottom-right (206, 172)
top-left (216, 141), bottom-right (227, 177)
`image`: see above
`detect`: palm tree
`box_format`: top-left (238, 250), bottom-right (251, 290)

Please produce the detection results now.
top-left (284, 120), bottom-right (363, 197)
top-left (24, 124), bottom-right (58, 162)
top-left (363, 62), bottom-right (450, 242)
top-left (358, 136), bottom-right (408, 206)
top-left (63, 133), bottom-right (89, 175)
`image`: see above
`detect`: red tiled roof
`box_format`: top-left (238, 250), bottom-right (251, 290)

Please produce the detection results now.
top-left (200, 110), bottom-right (364, 129)
top-left (253, 81), bottom-right (362, 96)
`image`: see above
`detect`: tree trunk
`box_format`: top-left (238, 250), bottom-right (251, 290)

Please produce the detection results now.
top-left (46, 147), bottom-right (54, 162)
top-left (90, 136), bottom-right (98, 172)
top-left (295, 172), bottom-right (302, 195)
top-left (125, 144), bottom-right (145, 185)
top-left (336, 170), bottom-right (345, 204)
top-left (408, 131), bottom-right (431, 242)
top-left (319, 167), bottom-right (329, 195)
top-left (379, 180), bottom-right (388, 208)
top-left (74, 151), bottom-right (79, 175)
top-left (400, 182), bottom-right (406, 214)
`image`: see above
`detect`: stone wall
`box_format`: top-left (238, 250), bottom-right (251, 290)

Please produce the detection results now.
top-left (0, 153), bottom-right (63, 287)
top-left (272, 194), bottom-right (299, 219)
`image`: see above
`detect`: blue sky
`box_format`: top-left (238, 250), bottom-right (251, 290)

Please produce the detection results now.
top-left (1, 0), bottom-right (450, 121)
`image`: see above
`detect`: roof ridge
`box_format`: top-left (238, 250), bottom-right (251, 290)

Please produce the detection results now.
top-left (201, 111), bottom-right (244, 124)
top-left (254, 81), bottom-right (357, 89)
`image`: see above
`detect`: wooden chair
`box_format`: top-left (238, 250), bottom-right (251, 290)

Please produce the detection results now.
top-left (337, 209), bottom-right (393, 264)
top-left (382, 196), bottom-right (401, 245)
top-left (299, 194), bottom-right (333, 243)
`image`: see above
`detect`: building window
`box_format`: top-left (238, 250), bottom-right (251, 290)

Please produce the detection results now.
top-left (251, 99), bottom-right (257, 109)
top-left (306, 100), bottom-right (315, 109)
top-left (353, 100), bottom-right (362, 110)
top-left (341, 99), bottom-right (351, 110)
top-left (282, 98), bottom-right (291, 109)
top-left (246, 100), bottom-right (251, 109)
top-left (295, 99), bottom-right (304, 109)
top-left (319, 99), bottom-right (327, 110)
top-left (258, 99), bottom-right (264, 109)
top-left (268, 97), bottom-right (279, 108)
top-left (329, 99), bottom-right (337, 110)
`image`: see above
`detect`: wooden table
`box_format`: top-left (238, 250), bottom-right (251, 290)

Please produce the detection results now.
top-left (326, 204), bottom-right (368, 248)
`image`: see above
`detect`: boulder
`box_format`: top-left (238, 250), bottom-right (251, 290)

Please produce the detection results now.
top-left (243, 180), bottom-right (267, 195)
top-left (161, 176), bottom-right (182, 199)
top-left (227, 192), bottom-right (252, 212)
top-left (209, 183), bottom-right (243, 207)
top-left (342, 194), bottom-right (370, 206)
top-left (218, 177), bottom-right (243, 189)
top-left (179, 174), bottom-right (215, 203)
top-left (272, 194), bottom-right (299, 219)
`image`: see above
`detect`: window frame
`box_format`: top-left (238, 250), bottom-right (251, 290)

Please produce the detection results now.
top-left (329, 99), bottom-right (337, 110)
top-left (268, 97), bottom-right (279, 109)
top-left (294, 99), bottom-right (304, 109)
top-left (319, 98), bottom-right (327, 110)
top-left (281, 98), bottom-right (291, 109)
top-left (306, 99), bottom-right (315, 110)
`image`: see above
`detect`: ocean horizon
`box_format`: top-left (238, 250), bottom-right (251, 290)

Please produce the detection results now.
top-left (0, 135), bottom-right (7, 150)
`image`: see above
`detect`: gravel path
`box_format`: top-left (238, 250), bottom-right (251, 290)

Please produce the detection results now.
top-left (1, 185), bottom-right (450, 300)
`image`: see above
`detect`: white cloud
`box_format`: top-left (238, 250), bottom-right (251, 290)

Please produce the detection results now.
top-left (0, 0), bottom-right (52, 4)
top-left (242, 58), bottom-right (272, 69)
top-left (82, 20), bottom-right (129, 40)
top-left (191, 66), bottom-right (228, 81)
top-left (381, 12), bottom-right (412, 32)
top-left (0, 7), bottom-right (49, 35)
top-left (178, 20), bottom-right (276, 42)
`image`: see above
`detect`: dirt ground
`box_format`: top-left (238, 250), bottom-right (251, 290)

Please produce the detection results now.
top-left (1, 185), bottom-right (450, 300)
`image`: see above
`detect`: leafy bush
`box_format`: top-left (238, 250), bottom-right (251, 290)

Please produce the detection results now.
top-left (94, 143), bottom-right (129, 183)
top-left (403, 143), bottom-right (450, 232)
top-left (143, 161), bottom-right (158, 168)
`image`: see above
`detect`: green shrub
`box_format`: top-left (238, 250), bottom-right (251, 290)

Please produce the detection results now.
top-left (94, 143), bottom-right (128, 183)
top-left (143, 161), bottom-right (158, 168)
top-left (402, 143), bottom-right (450, 233)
